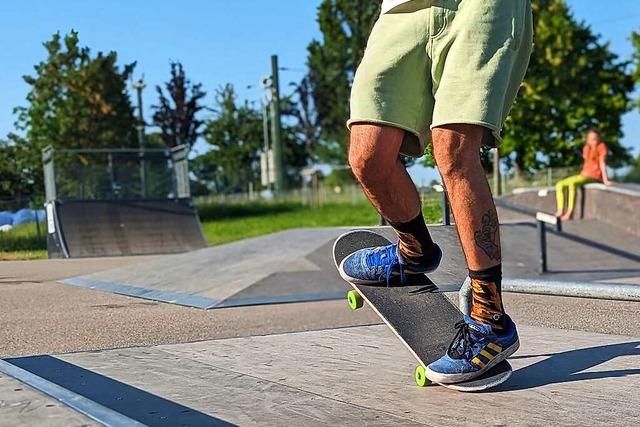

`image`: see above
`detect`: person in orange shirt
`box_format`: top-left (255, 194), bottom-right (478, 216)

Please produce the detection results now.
top-left (554, 128), bottom-right (613, 220)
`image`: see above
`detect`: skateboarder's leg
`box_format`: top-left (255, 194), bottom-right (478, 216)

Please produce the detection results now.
top-left (349, 124), bottom-right (440, 264)
top-left (432, 124), bottom-right (507, 331)
top-left (422, 0), bottom-right (533, 383)
top-left (338, 5), bottom-right (443, 284)
top-left (426, 125), bottom-right (519, 385)
top-left (338, 124), bottom-right (443, 285)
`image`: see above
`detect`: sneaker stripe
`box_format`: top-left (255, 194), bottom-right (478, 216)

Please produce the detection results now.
top-left (471, 357), bottom-right (486, 368)
top-left (487, 343), bottom-right (502, 353)
top-left (479, 349), bottom-right (495, 360)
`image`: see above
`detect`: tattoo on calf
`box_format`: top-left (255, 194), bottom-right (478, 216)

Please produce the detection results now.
top-left (474, 209), bottom-right (501, 261)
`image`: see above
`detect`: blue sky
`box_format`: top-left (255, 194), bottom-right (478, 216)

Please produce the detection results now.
top-left (0, 0), bottom-right (638, 184)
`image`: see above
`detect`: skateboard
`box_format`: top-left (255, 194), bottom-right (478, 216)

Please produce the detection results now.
top-left (332, 229), bottom-right (512, 392)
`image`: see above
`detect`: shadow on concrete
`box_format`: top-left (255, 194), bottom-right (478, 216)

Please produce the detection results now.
top-left (501, 341), bottom-right (640, 391)
top-left (4, 355), bottom-right (236, 426)
top-left (514, 222), bottom-right (640, 264)
top-left (551, 230), bottom-right (640, 263)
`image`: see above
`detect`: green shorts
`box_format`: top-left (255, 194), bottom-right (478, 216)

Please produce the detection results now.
top-left (348, 0), bottom-right (533, 156)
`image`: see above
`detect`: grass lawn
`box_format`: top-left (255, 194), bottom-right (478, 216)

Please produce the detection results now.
top-left (197, 197), bottom-right (443, 246)
top-left (0, 223), bottom-right (47, 260)
top-left (0, 250), bottom-right (48, 261)
top-left (0, 195), bottom-right (444, 260)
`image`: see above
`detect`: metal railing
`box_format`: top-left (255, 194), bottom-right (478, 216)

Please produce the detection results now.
top-left (458, 277), bottom-right (640, 314)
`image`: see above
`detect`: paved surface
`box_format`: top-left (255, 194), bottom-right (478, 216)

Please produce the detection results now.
top-left (2, 221), bottom-right (639, 358)
top-left (0, 219), bottom-right (639, 426)
top-left (3, 325), bottom-right (639, 426)
top-left (500, 219), bottom-right (639, 282)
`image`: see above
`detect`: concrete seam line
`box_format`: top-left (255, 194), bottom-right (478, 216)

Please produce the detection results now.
top-left (0, 359), bottom-right (146, 427)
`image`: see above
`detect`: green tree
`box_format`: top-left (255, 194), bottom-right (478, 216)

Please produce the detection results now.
top-left (152, 62), bottom-right (206, 150)
top-left (287, 75), bottom-right (321, 162)
top-left (305, 0), bottom-right (380, 165)
top-left (621, 29), bottom-right (640, 183)
top-left (201, 85), bottom-right (270, 193)
top-left (632, 29), bottom-right (640, 105)
top-left (10, 31), bottom-right (137, 196)
top-left (15, 31), bottom-right (137, 150)
top-left (190, 150), bottom-right (222, 195)
top-left (0, 139), bottom-right (37, 197)
top-left (198, 85), bottom-right (310, 194)
top-left (620, 154), bottom-right (640, 183)
top-left (501, 0), bottom-right (634, 175)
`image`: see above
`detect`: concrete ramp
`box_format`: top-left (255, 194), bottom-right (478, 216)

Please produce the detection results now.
top-left (61, 226), bottom-right (468, 309)
top-left (46, 199), bottom-right (207, 258)
top-left (499, 183), bottom-right (640, 236)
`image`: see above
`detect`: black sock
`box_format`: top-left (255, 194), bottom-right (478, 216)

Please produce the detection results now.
top-left (388, 211), bottom-right (437, 265)
top-left (469, 264), bottom-right (507, 333)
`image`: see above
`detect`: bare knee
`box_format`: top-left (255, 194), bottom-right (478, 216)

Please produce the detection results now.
top-left (348, 124), bottom-right (404, 184)
top-left (431, 124), bottom-right (488, 179)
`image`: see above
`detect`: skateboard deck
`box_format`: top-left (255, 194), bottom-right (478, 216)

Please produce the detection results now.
top-left (333, 229), bottom-right (512, 392)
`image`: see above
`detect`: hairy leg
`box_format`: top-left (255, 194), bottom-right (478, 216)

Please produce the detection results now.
top-left (349, 124), bottom-right (421, 222)
top-left (431, 124), bottom-right (500, 271)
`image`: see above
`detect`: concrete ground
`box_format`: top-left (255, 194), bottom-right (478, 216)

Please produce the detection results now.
top-left (0, 220), bottom-right (639, 426)
top-left (1, 256), bottom-right (639, 358)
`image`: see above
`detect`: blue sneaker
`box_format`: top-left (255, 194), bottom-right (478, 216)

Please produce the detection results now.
top-left (425, 315), bottom-right (520, 384)
top-left (338, 243), bottom-right (441, 285)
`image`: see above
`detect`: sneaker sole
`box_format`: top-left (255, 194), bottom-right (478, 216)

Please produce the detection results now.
top-left (337, 257), bottom-right (381, 284)
top-left (337, 257), bottom-right (439, 285)
top-left (425, 339), bottom-right (520, 384)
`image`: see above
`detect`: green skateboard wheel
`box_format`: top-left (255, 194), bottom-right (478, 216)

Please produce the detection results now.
top-left (346, 290), bottom-right (364, 310)
top-left (415, 365), bottom-right (431, 387)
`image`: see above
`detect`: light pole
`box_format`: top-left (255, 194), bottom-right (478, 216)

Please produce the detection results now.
top-left (270, 55), bottom-right (285, 193)
top-left (133, 78), bottom-right (148, 198)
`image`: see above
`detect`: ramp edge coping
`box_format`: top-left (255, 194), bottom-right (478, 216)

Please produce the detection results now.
top-left (0, 359), bottom-right (146, 427)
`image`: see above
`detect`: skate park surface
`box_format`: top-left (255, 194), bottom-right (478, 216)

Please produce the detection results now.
top-left (1, 191), bottom-right (639, 426)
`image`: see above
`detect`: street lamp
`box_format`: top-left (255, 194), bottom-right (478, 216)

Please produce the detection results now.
top-left (132, 78), bottom-right (147, 198)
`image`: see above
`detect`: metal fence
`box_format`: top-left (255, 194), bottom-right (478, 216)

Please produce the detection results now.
top-left (195, 184), bottom-right (443, 208)
top-left (42, 146), bottom-right (190, 202)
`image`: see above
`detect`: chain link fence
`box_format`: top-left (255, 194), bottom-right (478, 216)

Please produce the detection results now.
top-left (43, 147), bottom-right (178, 201)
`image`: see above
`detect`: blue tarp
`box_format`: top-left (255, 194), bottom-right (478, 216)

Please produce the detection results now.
top-left (0, 209), bottom-right (46, 226)
top-left (0, 211), bottom-right (12, 226)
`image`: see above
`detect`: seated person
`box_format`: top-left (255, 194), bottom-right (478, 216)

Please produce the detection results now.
top-left (554, 128), bottom-right (613, 220)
